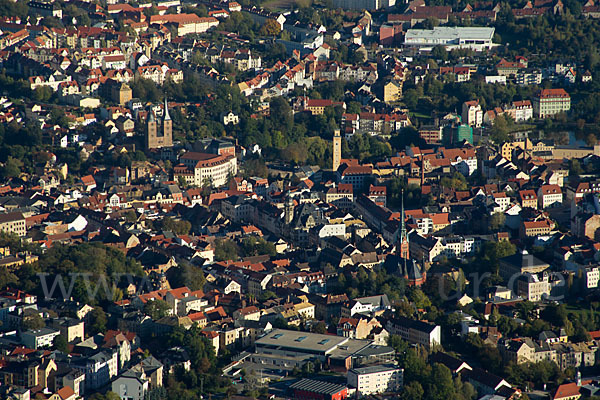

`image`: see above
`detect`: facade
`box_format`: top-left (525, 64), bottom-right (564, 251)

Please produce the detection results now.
top-left (538, 184), bottom-right (563, 209)
top-left (21, 328), bottom-right (60, 349)
top-left (325, 184), bottom-right (354, 209)
top-left (462, 100), bottom-right (483, 127)
top-left (519, 189), bottom-right (538, 209)
top-left (404, 27), bottom-right (495, 50)
top-left (146, 99), bottom-right (173, 150)
top-left (290, 379), bottom-right (348, 400)
top-left (337, 164), bottom-right (373, 190)
top-left (175, 152), bottom-right (238, 187)
top-left (0, 212), bottom-right (27, 237)
top-left (533, 88), bottom-right (571, 118)
top-left (520, 220), bottom-right (554, 238)
top-left (419, 126), bottom-right (442, 144)
top-left (505, 100), bottom-right (533, 122)
top-left (516, 273), bottom-right (551, 301)
top-left (111, 83), bottom-right (132, 106)
top-left (385, 316), bottom-right (441, 349)
top-left (347, 364), bottom-right (403, 397)
top-left (149, 14), bottom-right (219, 36)
top-left (443, 124), bottom-right (473, 146)
top-left (383, 81), bottom-right (402, 102)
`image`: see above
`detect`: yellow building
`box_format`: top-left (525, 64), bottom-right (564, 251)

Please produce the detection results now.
top-left (383, 80), bottom-right (402, 103)
top-left (500, 138), bottom-right (532, 161)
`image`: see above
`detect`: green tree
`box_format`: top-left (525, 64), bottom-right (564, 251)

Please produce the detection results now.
top-left (214, 239), bottom-right (238, 261)
top-left (0, 157), bottom-right (22, 179)
top-left (23, 313), bottom-right (45, 330)
top-left (88, 307), bottom-right (107, 335)
top-left (144, 299), bottom-right (171, 320)
top-left (311, 321), bottom-right (327, 334)
top-left (401, 381), bottom-right (424, 400)
top-left (54, 334), bottom-right (69, 353)
top-left (489, 212), bottom-right (506, 232)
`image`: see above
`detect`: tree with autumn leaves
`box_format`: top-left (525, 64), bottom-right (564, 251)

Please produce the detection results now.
top-left (259, 19), bottom-right (281, 36)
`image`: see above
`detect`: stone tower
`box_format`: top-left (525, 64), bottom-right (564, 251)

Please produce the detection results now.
top-left (399, 189), bottom-right (409, 259)
top-left (146, 98), bottom-right (173, 150)
top-left (162, 97), bottom-right (172, 142)
top-left (332, 129), bottom-right (341, 171)
top-left (284, 196), bottom-right (295, 225)
top-left (146, 110), bottom-right (157, 146)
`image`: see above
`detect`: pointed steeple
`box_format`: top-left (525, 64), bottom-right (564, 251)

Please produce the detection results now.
top-left (400, 189), bottom-right (407, 242)
top-left (148, 109), bottom-right (155, 123)
top-left (163, 97), bottom-right (171, 121)
top-left (399, 188), bottom-right (410, 260)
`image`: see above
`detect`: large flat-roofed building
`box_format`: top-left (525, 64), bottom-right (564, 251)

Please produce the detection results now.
top-left (252, 329), bottom-right (395, 370)
top-left (290, 379), bottom-right (348, 400)
top-left (385, 316), bottom-right (441, 349)
top-left (332, 0), bottom-right (393, 10)
top-left (404, 27), bottom-right (495, 51)
top-left (347, 364), bottom-right (403, 397)
top-left (174, 152), bottom-right (238, 188)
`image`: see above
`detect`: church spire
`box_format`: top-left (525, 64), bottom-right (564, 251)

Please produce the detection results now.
top-left (163, 97), bottom-right (171, 121)
top-left (400, 189), bottom-right (407, 242)
top-left (399, 189), bottom-right (409, 259)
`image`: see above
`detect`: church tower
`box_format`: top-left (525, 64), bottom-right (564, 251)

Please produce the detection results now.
top-left (399, 189), bottom-right (409, 259)
top-left (146, 98), bottom-right (173, 150)
top-left (284, 196), bottom-right (295, 225)
top-left (146, 110), bottom-right (157, 150)
top-left (162, 97), bottom-right (173, 146)
top-left (332, 129), bottom-right (341, 171)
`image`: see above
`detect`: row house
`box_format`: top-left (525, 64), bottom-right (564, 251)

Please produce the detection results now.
top-left (29, 73), bottom-right (72, 91)
top-left (339, 64), bottom-right (378, 83)
top-left (342, 112), bottom-right (411, 137)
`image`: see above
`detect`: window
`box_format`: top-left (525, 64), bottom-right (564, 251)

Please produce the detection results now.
top-left (295, 336), bottom-right (307, 342)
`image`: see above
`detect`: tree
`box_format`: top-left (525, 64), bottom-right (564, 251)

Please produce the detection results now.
top-left (0, 157), bottom-right (22, 179)
top-left (490, 114), bottom-right (512, 144)
top-left (54, 334), bottom-right (69, 353)
top-left (489, 212), bottom-right (506, 232)
top-left (144, 299), bottom-right (171, 320)
top-left (401, 381), bottom-right (424, 400)
top-left (431, 45), bottom-right (448, 61)
top-left (214, 239), bottom-right (238, 261)
top-left (259, 19), bottom-right (281, 36)
top-left (269, 97), bottom-right (293, 132)
top-left (569, 159), bottom-right (584, 177)
top-left (88, 307), bottom-right (107, 335)
top-left (22, 313), bottom-right (45, 330)
top-left (311, 321), bottom-right (327, 334)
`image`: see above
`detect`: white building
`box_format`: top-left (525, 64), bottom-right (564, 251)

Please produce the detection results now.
top-left (462, 100), bottom-right (483, 127)
top-left (112, 357), bottom-right (163, 400)
top-left (516, 273), bottom-right (551, 302)
top-left (404, 27), bottom-right (495, 51)
top-left (175, 152), bottom-right (238, 188)
top-left (316, 223), bottom-right (346, 239)
top-left (348, 364), bottom-right (403, 397)
top-left (386, 316), bottom-right (441, 349)
top-left (538, 184), bottom-right (562, 209)
top-left (112, 370), bottom-right (149, 400)
top-left (222, 112), bottom-right (239, 126)
top-left (73, 350), bottom-right (119, 390)
top-left (21, 327), bottom-right (60, 349)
